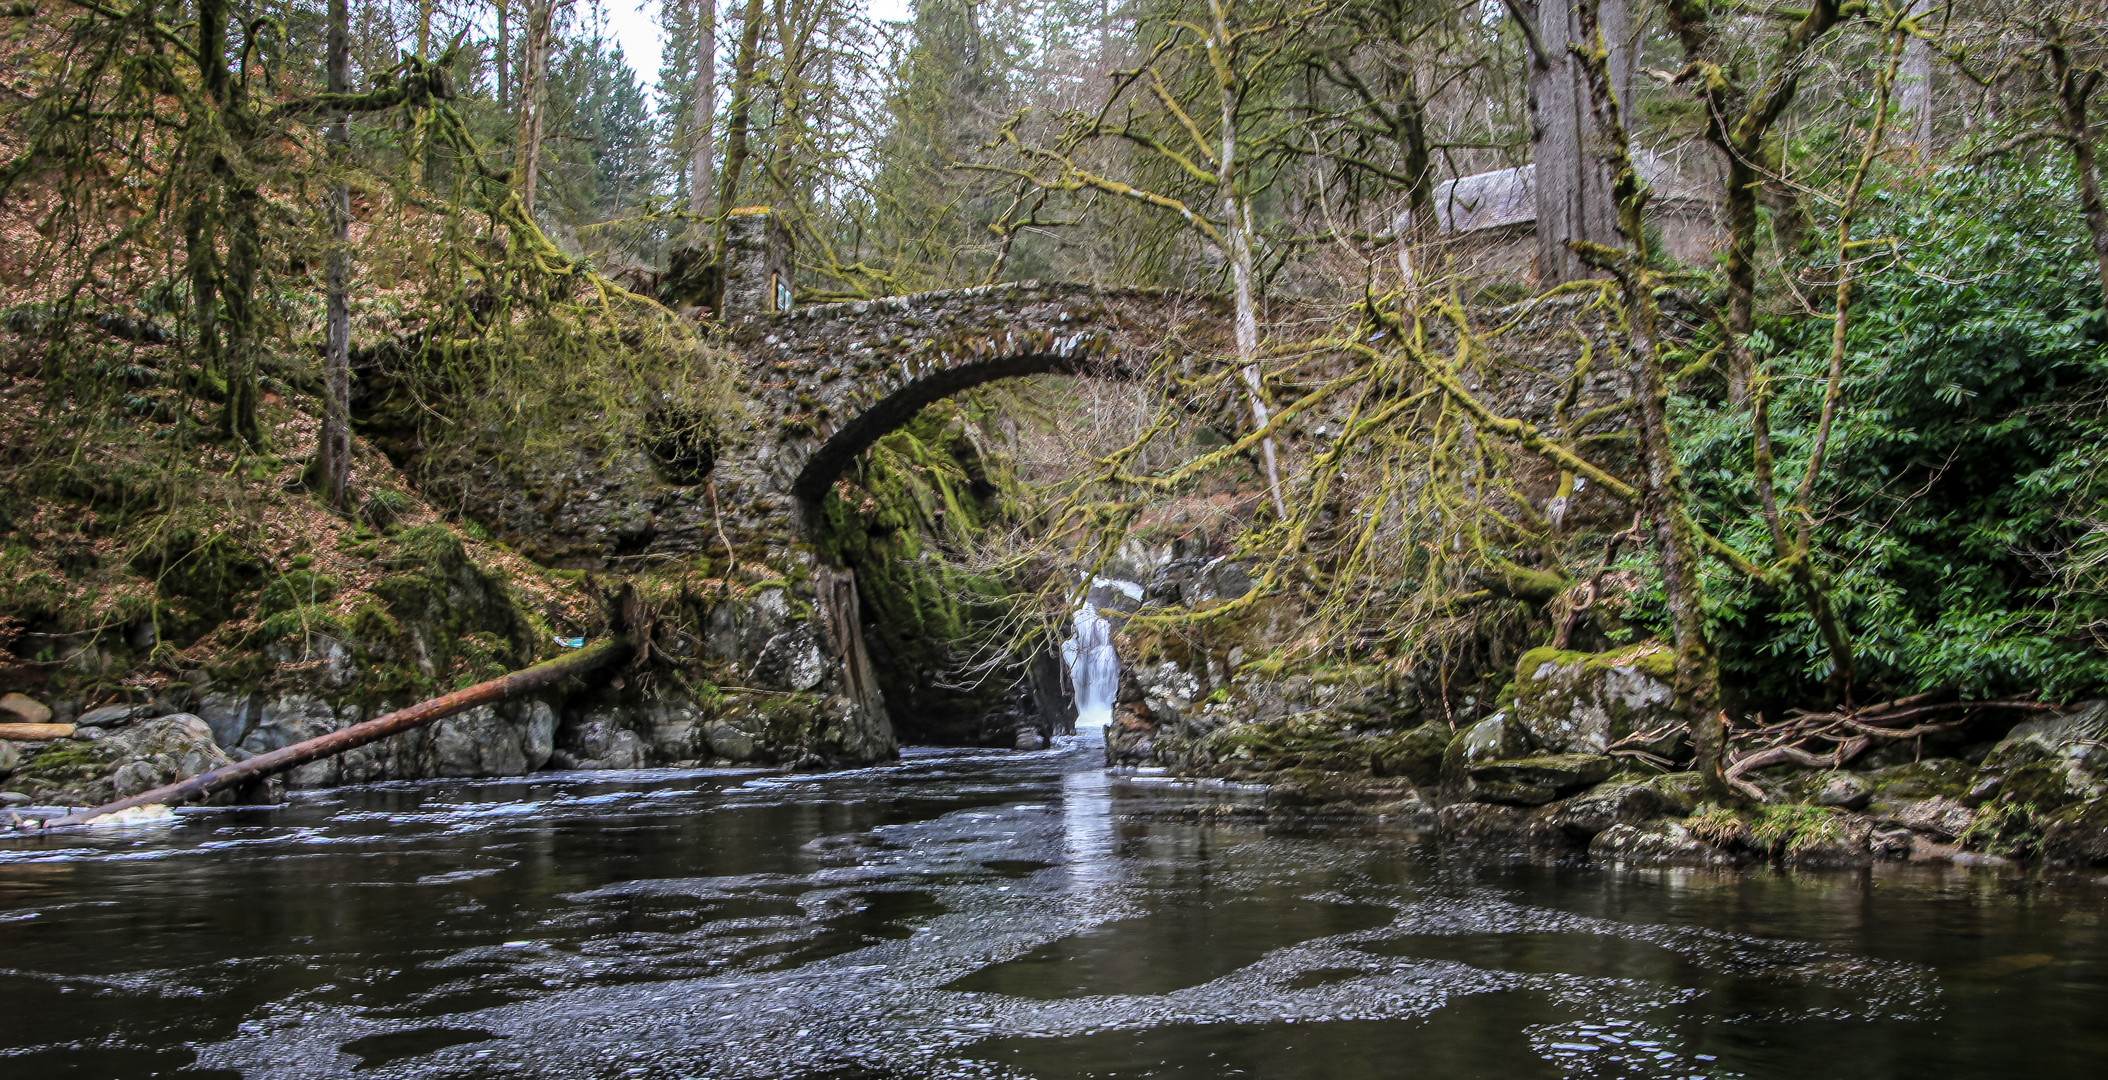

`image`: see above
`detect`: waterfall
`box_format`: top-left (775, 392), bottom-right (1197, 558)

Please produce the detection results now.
top-left (1062, 590), bottom-right (1122, 733)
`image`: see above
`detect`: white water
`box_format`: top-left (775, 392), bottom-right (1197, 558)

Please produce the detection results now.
top-left (1062, 595), bottom-right (1121, 733)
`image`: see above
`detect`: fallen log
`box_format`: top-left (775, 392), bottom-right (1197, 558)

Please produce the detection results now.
top-left (39, 637), bottom-right (630, 829)
top-left (0, 723), bottom-right (76, 741)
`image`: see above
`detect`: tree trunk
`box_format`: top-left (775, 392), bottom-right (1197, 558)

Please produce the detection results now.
top-left (1212, 0), bottom-right (1286, 519)
top-left (321, 0), bottom-right (352, 511)
top-left (715, 0), bottom-right (768, 239)
top-left (687, 0), bottom-right (718, 239)
top-left (516, 0), bottom-right (556, 216)
top-left (2050, 25), bottom-right (2108, 310)
top-left (1899, 0), bottom-right (1934, 155)
top-left (497, 0), bottom-right (511, 114)
top-left (1575, 0), bottom-right (1724, 791)
top-left (1528, 0), bottom-right (1632, 286)
top-left (197, 0), bottom-right (264, 446)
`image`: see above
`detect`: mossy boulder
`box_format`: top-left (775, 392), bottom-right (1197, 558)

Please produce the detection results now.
top-left (1438, 712), bottom-right (1535, 803)
top-left (1510, 642), bottom-right (1685, 756)
top-left (1543, 777), bottom-right (1679, 840)
top-left (1178, 709), bottom-right (1421, 782)
top-left (1370, 721), bottom-right (1453, 787)
top-left (1863, 758), bottom-right (1972, 814)
top-left (2, 715), bottom-right (233, 807)
top-left (2041, 798), bottom-right (2108, 865)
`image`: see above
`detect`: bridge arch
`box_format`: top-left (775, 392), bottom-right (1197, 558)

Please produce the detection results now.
top-left (722, 280), bottom-right (1233, 529)
top-left (792, 340), bottom-right (1137, 507)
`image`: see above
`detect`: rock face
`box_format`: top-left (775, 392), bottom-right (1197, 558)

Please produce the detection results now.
top-left (1590, 821), bottom-right (1738, 866)
top-left (1964, 702), bottom-right (2108, 864)
top-left (3, 715), bottom-right (234, 806)
top-left (1510, 643), bottom-right (1684, 755)
top-left (1464, 754), bottom-right (1616, 806)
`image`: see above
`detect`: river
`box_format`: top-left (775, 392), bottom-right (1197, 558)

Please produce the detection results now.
top-left (2, 735), bottom-right (2105, 1079)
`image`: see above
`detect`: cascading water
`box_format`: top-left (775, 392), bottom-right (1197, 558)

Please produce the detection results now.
top-left (1061, 581), bottom-right (1125, 733)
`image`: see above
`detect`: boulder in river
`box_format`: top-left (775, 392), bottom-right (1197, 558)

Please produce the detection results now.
top-left (552, 712), bottom-right (649, 771)
top-left (1509, 642), bottom-right (1685, 756)
top-left (1542, 777), bottom-right (1676, 841)
top-left (1435, 802), bottom-right (1575, 857)
top-left (1, 714), bottom-right (234, 806)
top-left (1589, 821), bottom-right (1739, 866)
top-left (1369, 721), bottom-right (1452, 788)
top-left (1889, 795), bottom-right (1974, 840)
top-left (1438, 712), bottom-right (1534, 802)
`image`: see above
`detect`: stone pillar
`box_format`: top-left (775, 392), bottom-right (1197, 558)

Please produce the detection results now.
top-left (721, 206), bottom-right (794, 321)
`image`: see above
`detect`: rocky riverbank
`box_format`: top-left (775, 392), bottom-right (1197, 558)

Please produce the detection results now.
top-left (1103, 635), bottom-right (2108, 869)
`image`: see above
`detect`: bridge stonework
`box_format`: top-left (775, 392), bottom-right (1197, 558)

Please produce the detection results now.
top-left (711, 280), bottom-right (1231, 548)
top-left (580, 211), bottom-right (1230, 764)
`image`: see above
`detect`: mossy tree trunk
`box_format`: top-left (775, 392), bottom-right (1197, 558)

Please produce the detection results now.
top-left (1573, 0), bottom-right (1725, 793)
top-left (322, 0), bottom-right (354, 511)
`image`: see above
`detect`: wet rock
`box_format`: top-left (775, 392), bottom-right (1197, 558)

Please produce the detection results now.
top-left (1133, 661), bottom-right (1204, 725)
top-left (1973, 703), bottom-right (2108, 806)
top-left (1778, 815), bottom-right (1876, 869)
top-left (1146, 557), bottom-right (1253, 607)
top-left (703, 717), bottom-right (764, 762)
top-left (553, 713), bottom-right (649, 770)
top-left (1435, 802), bottom-right (1574, 858)
top-left (1814, 772), bottom-right (1872, 810)
top-left (243, 695), bottom-right (351, 758)
top-left (1889, 795), bottom-right (1974, 840)
top-left (1870, 827), bottom-right (1917, 861)
top-left (429, 706), bottom-right (533, 777)
top-left (1014, 730), bottom-right (1047, 751)
top-left (1105, 713), bottom-right (1155, 766)
top-left (1438, 713), bottom-right (1534, 802)
top-left (0, 693), bottom-right (52, 725)
top-left (2, 714), bottom-right (234, 806)
top-left (194, 691), bottom-right (261, 749)
top-left (1542, 779), bottom-right (1671, 840)
top-left (1590, 821), bottom-right (1738, 866)
top-left (2041, 799), bottom-right (2108, 865)
top-left (1510, 642), bottom-right (1684, 755)
top-left (1464, 754), bottom-right (1616, 806)
top-left (1865, 758), bottom-right (1973, 804)
top-left (76, 703), bottom-right (149, 729)
top-left (0, 740), bottom-right (18, 775)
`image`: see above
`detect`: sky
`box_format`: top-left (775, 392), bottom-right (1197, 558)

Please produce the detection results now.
top-left (599, 0), bottom-right (913, 99)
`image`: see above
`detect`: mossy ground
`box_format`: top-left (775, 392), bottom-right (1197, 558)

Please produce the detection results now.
top-left (0, 329), bottom-right (608, 712)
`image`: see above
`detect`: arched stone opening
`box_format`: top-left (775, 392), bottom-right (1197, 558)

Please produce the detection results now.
top-left (791, 349), bottom-right (1144, 513)
top-left (791, 355), bottom-right (1154, 747)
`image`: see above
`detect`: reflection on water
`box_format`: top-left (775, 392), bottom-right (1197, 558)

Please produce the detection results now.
top-left (0, 738), bottom-right (2104, 1079)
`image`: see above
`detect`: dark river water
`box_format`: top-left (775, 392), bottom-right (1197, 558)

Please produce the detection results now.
top-left (3, 736), bottom-right (2106, 1079)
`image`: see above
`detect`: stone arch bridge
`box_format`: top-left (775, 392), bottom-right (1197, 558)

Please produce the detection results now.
top-left (706, 209), bottom-right (1235, 554)
top-left (503, 210), bottom-right (1240, 763)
